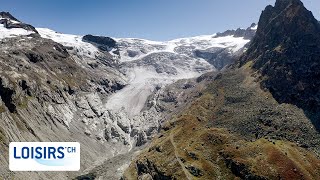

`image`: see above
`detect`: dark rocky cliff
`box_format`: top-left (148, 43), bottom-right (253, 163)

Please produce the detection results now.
top-left (239, 0), bottom-right (320, 123)
top-left (83, 35), bottom-right (120, 55)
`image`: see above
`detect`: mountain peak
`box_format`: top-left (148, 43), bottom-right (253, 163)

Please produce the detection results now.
top-left (241, 0), bottom-right (320, 65)
top-left (0, 11), bottom-right (20, 22)
top-left (214, 23), bottom-right (257, 39)
top-left (257, 0), bottom-right (318, 33)
top-left (0, 11), bottom-right (38, 34)
top-left (274, 0), bottom-right (303, 10)
top-left (239, 0), bottom-right (320, 115)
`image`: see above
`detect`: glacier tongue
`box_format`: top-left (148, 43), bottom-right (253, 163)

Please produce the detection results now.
top-left (105, 64), bottom-right (210, 118)
top-left (20, 26), bottom-right (253, 179)
top-left (33, 26), bottom-right (252, 149)
top-left (106, 33), bottom-right (250, 117)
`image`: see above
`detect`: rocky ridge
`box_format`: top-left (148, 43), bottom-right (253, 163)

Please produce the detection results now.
top-left (239, 0), bottom-right (320, 126)
top-left (215, 23), bottom-right (257, 40)
top-left (0, 12), bottom-right (38, 33)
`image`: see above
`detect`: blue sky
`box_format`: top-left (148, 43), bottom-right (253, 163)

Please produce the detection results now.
top-left (1, 0), bottom-right (320, 40)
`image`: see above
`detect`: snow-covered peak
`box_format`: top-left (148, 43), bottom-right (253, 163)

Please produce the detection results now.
top-left (35, 23), bottom-right (256, 67)
top-left (0, 12), bottom-right (36, 39)
top-left (0, 12), bottom-right (35, 39)
top-left (0, 12), bottom-right (19, 22)
top-left (169, 34), bottom-right (250, 52)
top-left (36, 28), bottom-right (122, 61)
top-left (116, 33), bottom-right (251, 62)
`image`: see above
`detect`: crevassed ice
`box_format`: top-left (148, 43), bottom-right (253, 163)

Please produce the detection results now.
top-left (116, 34), bottom-right (250, 62)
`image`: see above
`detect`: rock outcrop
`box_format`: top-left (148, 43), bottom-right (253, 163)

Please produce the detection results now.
top-left (0, 12), bottom-right (38, 33)
top-left (83, 34), bottom-right (120, 56)
top-left (215, 23), bottom-right (257, 39)
top-left (239, 0), bottom-right (320, 123)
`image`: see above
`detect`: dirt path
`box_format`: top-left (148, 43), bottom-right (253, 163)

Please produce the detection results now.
top-left (169, 129), bottom-right (193, 180)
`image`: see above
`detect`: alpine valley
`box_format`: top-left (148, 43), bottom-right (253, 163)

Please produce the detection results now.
top-left (0, 0), bottom-right (320, 179)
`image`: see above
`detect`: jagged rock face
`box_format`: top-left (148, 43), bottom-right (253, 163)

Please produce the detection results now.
top-left (240, 0), bottom-right (320, 115)
top-left (0, 12), bottom-right (19, 21)
top-left (0, 78), bottom-right (16, 113)
top-left (83, 35), bottom-right (120, 56)
top-left (0, 22), bottom-right (130, 179)
top-left (215, 23), bottom-right (257, 40)
top-left (0, 12), bottom-right (38, 33)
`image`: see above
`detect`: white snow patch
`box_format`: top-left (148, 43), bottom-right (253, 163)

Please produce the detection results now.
top-left (36, 28), bottom-right (99, 58)
top-left (0, 24), bottom-right (33, 39)
top-left (0, 18), bottom-right (20, 24)
top-left (169, 35), bottom-right (250, 52)
top-left (251, 24), bottom-right (258, 30)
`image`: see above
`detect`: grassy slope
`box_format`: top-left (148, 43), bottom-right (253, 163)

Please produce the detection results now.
top-left (123, 64), bottom-right (320, 179)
